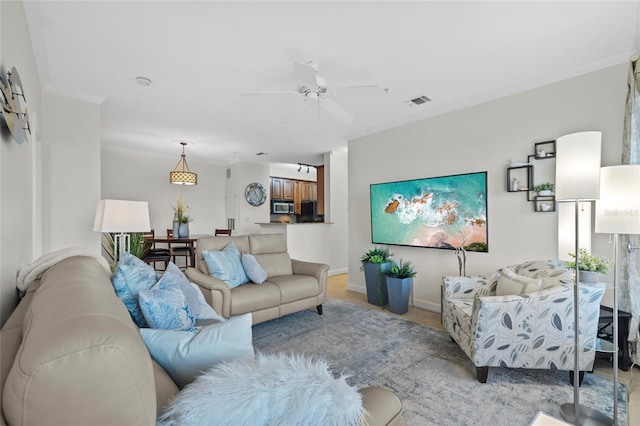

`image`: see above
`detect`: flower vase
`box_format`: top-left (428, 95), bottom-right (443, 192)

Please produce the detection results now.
top-left (178, 222), bottom-right (189, 238)
top-left (172, 220), bottom-right (180, 238)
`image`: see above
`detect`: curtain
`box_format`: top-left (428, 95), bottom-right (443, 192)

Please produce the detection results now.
top-left (619, 55), bottom-right (640, 365)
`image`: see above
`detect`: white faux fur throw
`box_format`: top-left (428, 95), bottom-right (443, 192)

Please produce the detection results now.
top-left (16, 246), bottom-right (112, 291)
top-left (158, 352), bottom-right (366, 426)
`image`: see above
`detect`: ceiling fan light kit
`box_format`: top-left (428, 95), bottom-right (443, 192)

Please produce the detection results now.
top-left (170, 141), bottom-right (197, 186)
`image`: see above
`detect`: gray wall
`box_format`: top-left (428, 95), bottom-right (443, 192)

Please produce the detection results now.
top-left (348, 64), bottom-right (627, 312)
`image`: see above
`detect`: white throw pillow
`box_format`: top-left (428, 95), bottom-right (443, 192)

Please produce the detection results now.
top-left (158, 353), bottom-right (365, 426)
top-left (140, 313), bottom-right (254, 388)
top-left (241, 253), bottom-right (267, 284)
top-left (496, 268), bottom-right (543, 296)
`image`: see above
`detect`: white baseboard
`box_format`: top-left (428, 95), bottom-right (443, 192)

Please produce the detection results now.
top-left (346, 282), bottom-right (441, 313)
top-left (329, 267), bottom-right (347, 276)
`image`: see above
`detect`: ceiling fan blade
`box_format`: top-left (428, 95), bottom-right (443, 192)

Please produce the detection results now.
top-left (293, 61), bottom-right (319, 87)
top-left (319, 97), bottom-right (354, 124)
top-left (241, 90), bottom-right (301, 96)
top-left (334, 85), bottom-right (386, 97)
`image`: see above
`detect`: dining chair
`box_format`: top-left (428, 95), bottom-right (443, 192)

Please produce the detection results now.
top-left (214, 229), bottom-right (232, 236)
top-left (141, 229), bottom-right (170, 271)
top-left (167, 228), bottom-right (191, 269)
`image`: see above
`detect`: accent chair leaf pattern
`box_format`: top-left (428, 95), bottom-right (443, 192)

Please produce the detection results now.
top-left (442, 260), bottom-right (605, 380)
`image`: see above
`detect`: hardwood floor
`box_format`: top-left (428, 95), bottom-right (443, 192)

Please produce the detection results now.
top-left (327, 274), bottom-right (639, 424)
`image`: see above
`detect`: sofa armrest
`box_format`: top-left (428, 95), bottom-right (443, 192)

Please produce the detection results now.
top-left (291, 259), bottom-right (329, 295)
top-left (442, 270), bottom-right (500, 300)
top-left (184, 267), bottom-right (231, 318)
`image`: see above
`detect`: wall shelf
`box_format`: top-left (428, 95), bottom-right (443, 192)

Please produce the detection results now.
top-left (507, 140), bottom-right (556, 212)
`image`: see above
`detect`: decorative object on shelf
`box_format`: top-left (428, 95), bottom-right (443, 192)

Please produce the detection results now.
top-left (178, 222), bottom-right (190, 238)
top-left (595, 164), bottom-right (640, 426)
top-left (0, 66), bottom-right (31, 145)
top-left (245, 182), bottom-right (267, 206)
top-left (383, 259), bottom-right (416, 314)
top-left (533, 182), bottom-right (555, 196)
top-left (360, 247), bottom-right (392, 307)
top-left (93, 199), bottom-right (151, 263)
top-left (555, 131), bottom-right (608, 425)
top-left (172, 212), bottom-right (180, 238)
top-left (170, 141), bottom-right (198, 185)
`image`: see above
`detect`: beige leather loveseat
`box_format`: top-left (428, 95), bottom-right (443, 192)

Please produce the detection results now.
top-left (186, 233), bottom-right (329, 324)
top-left (1, 255), bottom-right (403, 425)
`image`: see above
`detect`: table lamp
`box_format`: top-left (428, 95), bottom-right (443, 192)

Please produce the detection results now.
top-left (595, 165), bottom-right (640, 426)
top-left (93, 199), bottom-right (151, 262)
top-left (555, 131), bottom-right (605, 425)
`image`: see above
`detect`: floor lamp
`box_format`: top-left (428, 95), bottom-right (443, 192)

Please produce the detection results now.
top-left (555, 131), bottom-right (605, 425)
top-left (595, 165), bottom-right (640, 426)
top-left (93, 199), bottom-right (151, 262)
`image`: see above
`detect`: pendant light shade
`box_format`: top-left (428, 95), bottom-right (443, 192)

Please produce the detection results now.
top-left (555, 131), bottom-right (601, 201)
top-left (170, 142), bottom-right (197, 185)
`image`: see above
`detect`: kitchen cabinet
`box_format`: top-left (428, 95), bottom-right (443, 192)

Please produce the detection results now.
top-left (293, 181), bottom-right (302, 214)
top-left (271, 178), bottom-right (294, 201)
top-left (300, 181), bottom-right (317, 201)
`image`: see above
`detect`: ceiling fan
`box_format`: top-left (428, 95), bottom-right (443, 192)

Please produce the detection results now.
top-left (242, 61), bottom-right (387, 124)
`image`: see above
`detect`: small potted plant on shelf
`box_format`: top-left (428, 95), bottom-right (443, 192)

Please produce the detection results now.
top-left (534, 182), bottom-right (555, 196)
top-left (360, 247), bottom-right (392, 307)
top-left (384, 259), bottom-right (417, 314)
top-left (564, 248), bottom-right (610, 283)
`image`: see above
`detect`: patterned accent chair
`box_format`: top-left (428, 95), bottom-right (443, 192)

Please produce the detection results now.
top-left (442, 260), bottom-right (605, 383)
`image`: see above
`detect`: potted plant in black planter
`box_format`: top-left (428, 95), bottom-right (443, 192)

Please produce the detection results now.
top-left (360, 247), bottom-right (392, 306)
top-left (533, 182), bottom-right (555, 196)
top-left (384, 259), bottom-right (417, 314)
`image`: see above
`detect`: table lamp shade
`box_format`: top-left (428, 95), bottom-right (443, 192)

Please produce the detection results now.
top-left (595, 165), bottom-right (640, 235)
top-left (555, 131), bottom-right (602, 201)
top-left (93, 200), bottom-right (151, 232)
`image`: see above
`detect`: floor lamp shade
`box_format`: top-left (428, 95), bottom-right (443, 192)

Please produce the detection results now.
top-left (555, 131), bottom-right (602, 201)
top-left (595, 165), bottom-right (640, 234)
top-left (93, 200), bottom-right (151, 233)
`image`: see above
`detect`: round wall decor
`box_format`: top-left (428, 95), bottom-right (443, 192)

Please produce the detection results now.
top-left (245, 182), bottom-right (267, 206)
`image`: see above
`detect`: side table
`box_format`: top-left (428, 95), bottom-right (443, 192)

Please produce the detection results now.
top-left (596, 305), bottom-right (631, 371)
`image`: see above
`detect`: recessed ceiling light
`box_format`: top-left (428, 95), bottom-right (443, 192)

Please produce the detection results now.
top-left (135, 76), bottom-right (152, 86)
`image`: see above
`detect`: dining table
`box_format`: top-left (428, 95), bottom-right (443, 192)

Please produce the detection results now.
top-left (146, 234), bottom-right (209, 268)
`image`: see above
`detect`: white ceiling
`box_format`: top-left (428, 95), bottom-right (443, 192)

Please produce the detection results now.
top-left (23, 1), bottom-right (640, 167)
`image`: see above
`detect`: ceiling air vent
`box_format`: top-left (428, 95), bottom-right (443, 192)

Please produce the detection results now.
top-left (226, 168), bottom-right (231, 179)
top-left (408, 95), bottom-right (431, 106)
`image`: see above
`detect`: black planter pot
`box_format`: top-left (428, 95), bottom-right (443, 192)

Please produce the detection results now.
top-left (363, 262), bottom-right (391, 306)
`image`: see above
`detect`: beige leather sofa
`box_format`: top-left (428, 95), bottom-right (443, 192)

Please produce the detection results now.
top-left (186, 233), bottom-right (329, 325)
top-left (1, 255), bottom-right (402, 425)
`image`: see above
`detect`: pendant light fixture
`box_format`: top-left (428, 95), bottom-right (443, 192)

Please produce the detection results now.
top-left (170, 141), bottom-right (197, 185)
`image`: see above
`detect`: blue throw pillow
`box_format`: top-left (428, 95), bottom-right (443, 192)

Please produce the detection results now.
top-left (111, 252), bottom-right (158, 327)
top-left (241, 253), bottom-right (267, 284)
top-left (139, 274), bottom-right (196, 329)
top-left (203, 243), bottom-right (249, 289)
top-left (140, 313), bottom-right (254, 387)
top-left (162, 262), bottom-right (226, 322)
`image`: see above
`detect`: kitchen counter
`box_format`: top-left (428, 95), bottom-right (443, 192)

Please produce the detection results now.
top-left (257, 222), bottom-right (333, 266)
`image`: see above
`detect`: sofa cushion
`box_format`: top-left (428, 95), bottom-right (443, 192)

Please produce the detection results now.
top-left (253, 253), bottom-right (293, 278)
top-left (241, 253), bottom-right (268, 284)
top-left (139, 282), bottom-right (196, 329)
top-left (249, 233), bottom-right (288, 255)
top-left (267, 274), bottom-right (322, 303)
top-left (152, 360), bottom-right (180, 416)
top-left (111, 252), bottom-right (158, 327)
top-left (229, 282), bottom-right (282, 314)
top-left (140, 313), bottom-right (254, 388)
top-left (496, 268), bottom-right (542, 296)
top-left (203, 243), bottom-right (249, 289)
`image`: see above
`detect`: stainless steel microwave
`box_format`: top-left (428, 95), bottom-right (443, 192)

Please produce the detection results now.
top-left (272, 201), bottom-right (294, 214)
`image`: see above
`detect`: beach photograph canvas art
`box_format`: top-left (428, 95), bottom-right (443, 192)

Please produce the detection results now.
top-left (370, 172), bottom-right (488, 252)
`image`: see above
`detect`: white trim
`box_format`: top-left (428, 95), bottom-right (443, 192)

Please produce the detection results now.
top-left (346, 282), bottom-right (441, 313)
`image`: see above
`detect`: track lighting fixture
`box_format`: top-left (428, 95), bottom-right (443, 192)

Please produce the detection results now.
top-left (298, 164), bottom-right (302, 172)
top-left (297, 162), bottom-right (317, 173)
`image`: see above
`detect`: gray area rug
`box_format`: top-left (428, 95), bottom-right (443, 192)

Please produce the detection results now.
top-left (252, 298), bottom-right (628, 426)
